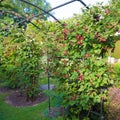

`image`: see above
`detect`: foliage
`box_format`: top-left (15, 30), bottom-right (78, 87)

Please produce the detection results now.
top-left (49, 0), bottom-right (120, 118)
top-left (0, 0), bottom-right (52, 30)
top-left (0, 27), bottom-right (25, 87)
top-left (0, 0), bottom-right (120, 118)
top-left (0, 93), bottom-right (49, 120)
top-left (0, 11), bottom-right (14, 36)
top-left (17, 36), bottom-right (43, 101)
top-left (0, 0), bottom-right (51, 20)
top-left (113, 62), bottom-right (120, 87)
top-left (0, 25), bottom-right (43, 101)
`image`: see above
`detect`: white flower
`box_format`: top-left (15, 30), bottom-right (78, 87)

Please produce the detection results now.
top-left (30, 54), bottom-right (32, 58)
top-left (115, 32), bottom-right (120, 36)
top-left (100, 15), bottom-right (104, 20)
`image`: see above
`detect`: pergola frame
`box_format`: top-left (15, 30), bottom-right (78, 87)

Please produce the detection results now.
top-left (0, 1), bottom-right (105, 119)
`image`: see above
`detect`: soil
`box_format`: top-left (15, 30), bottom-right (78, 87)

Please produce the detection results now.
top-left (0, 86), bottom-right (47, 107)
top-left (0, 86), bottom-right (12, 94)
top-left (5, 91), bottom-right (47, 107)
top-left (0, 86), bottom-right (64, 118)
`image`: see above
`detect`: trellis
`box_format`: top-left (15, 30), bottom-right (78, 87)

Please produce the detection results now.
top-left (0, 0), bottom-right (106, 119)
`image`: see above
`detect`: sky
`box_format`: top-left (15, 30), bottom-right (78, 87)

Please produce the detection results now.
top-left (47, 0), bottom-right (109, 20)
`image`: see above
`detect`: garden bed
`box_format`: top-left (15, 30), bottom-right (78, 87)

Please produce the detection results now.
top-left (0, 86), bottom-right (12, 94)
top-left (5, 90), bottom-right (47, 107)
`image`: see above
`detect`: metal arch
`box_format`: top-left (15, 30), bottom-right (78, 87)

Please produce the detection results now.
top-left (20, 0), bottom-right (63, 25)
top-left (49, 0), bottom-right (77, 12)
top-left (19, 0), bottom-right (89, 25)
top-left (0, 0), bottom-right (89, 30)
top-left (12, 0), bottom-right (89, 27)
top-left (13, 0), bottom-right (78, 27)
top-left (0, 0), bottom-right (90, 116)
top-left (0, 0), bottom-right (78, 29)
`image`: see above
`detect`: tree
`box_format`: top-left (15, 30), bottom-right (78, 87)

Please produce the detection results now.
top-left (0, 0), bottom-right (51, 20)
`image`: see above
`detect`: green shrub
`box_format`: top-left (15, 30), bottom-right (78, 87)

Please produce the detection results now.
top-left (114, 62), bottom-right (120, 88)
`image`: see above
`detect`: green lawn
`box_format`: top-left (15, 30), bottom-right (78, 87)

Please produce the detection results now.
top-left (0, 92), bottom-right (48, 120)
top-left (0, 77), bottom-right (62, 120)
top-left (0, 92), bottom-right (63, 120)
top-left (112, 40), bottom-right (120, 58)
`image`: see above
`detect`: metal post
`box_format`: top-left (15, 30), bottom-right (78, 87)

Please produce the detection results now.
top-left (48, 72), bottom-right (51, 113)
top-left (100, 89), bottom-right (104, 120)
top-left (77, 0), bottom-right (89, 9)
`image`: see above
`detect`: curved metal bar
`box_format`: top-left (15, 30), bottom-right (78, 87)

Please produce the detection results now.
top-left (0, 10), bottom-right (41, 31)
top-left (0, 0), bottom-right (89, 30)
top-left (49, 0), bottom-right (77, 12)
top-left (10, 0), bottom-right (84, 27)
top-left (30, 0), bottom-right (89, 20)
top-left (77, 0), bottom-right (89, 9)
top-left (29, 21), bottom-right (41, 30)
top-left (20, 0), bottom-right (62, 25)
top-left (14, 0), bottom-right (78, 27)
top-left (18, 0), bottom-right (88, 26)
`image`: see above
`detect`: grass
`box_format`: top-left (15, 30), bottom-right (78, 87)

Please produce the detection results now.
top-left (0, 93), bottom-right (47, 120)
top-left (0, 91), bottom-right (63, 120)
top-left (112, 40), bottom-right (120, 58)
top-left (0, 77), bottom-right (62, 120)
